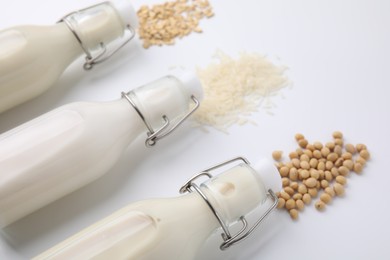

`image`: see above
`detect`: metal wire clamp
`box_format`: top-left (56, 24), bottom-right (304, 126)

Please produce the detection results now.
top-left (58, 2), bottom-right (136, 70)
top-left (122, 92), bottom-right (200, 147)
top-left (179, 157), bottom-right (279, 251)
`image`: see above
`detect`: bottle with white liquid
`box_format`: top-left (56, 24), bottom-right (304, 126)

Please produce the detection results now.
top-left (0, 0), bottom-right (138, 113)
top-left (34, 157), bottom-right (281, 260)
top-left (0, 70), bottom-right (203, 228)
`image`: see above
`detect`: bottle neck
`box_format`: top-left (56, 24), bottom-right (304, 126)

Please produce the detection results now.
top-left (53, 23), bottom-right (85, 62)
top-left (129, 192), bottom-right (221, 260)
top-left (168, 193), bottom-right (222, 248)
top-left (101, 98), bottom-right (148, 147)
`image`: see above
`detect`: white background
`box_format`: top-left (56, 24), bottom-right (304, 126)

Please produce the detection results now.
top-left (1, 0), bottom-right (390, 259)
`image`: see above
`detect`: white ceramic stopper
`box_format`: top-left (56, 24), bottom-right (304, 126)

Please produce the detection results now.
top-left (253, 158), bottom-right (282, 193)
top-left (170, 69), bottom-right (204, 101)
top-left (110, 0), bottom-right (139, 29)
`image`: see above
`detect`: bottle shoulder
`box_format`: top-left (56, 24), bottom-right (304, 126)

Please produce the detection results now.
top-left (0, 23), bottom-right (82, 65)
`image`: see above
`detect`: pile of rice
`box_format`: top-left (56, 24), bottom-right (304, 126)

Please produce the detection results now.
top-left (193, 51), bottom-right (290, 132)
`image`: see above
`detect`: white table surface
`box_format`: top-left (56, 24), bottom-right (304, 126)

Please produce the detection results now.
top-left (1, 0), bottom-right (390, 259)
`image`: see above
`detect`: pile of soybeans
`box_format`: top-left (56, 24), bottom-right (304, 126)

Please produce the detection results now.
top-left (272, 131), bottom-right (370, 220)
